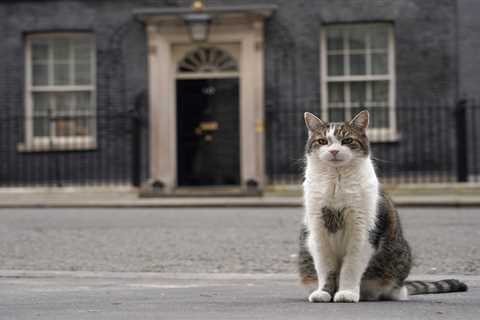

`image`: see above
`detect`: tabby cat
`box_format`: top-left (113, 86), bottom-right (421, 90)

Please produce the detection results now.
top-left (299, 110), bottom-right (467, 302)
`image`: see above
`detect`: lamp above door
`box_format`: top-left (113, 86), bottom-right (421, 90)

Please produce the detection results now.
top-left (183, 0), bottom-right (212, 42)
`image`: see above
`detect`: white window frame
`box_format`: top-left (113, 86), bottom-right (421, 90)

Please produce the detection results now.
top-left (320, 23), bottom-right (398, 142)
top-left (20, 33), bottom-right (97, 152)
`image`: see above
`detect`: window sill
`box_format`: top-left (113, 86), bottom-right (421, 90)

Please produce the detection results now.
top-left (367, 129), bottom-right (400, 143)
top-left (17, 140), bottom-right (97, 153)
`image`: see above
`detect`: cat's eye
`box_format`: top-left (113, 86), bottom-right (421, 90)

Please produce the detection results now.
top-left (316, 139), bottom-right (328, 145)
top-left (342, 138), bottom-right (353, 145)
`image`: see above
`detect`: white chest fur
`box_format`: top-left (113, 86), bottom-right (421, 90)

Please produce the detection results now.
top-left (303, 156), bottom-right (380, 291)
top-left (303, 157), bottom-right (379, 232)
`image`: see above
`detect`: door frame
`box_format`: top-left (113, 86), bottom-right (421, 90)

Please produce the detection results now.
top-left (143, 12), bottom-right (269, 195)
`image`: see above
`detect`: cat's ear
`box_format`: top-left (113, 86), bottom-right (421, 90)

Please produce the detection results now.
top-left (349, 110), bottom-right (369, 131)
top-left (304, 112), bottom-right (327, 132)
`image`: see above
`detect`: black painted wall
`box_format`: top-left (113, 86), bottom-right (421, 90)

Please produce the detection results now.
top-left (0, 0), bottom-right (155, 186)
top-left (1, 0), bottom-right (477, 186)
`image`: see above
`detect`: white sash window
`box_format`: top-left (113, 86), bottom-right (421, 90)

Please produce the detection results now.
top-left (23, 33), bottom-right (96, 151)
top-left (321, 24), bottom-right (397, 141)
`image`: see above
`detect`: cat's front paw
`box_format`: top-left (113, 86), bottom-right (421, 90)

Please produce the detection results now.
top-left (333, 290), bottom-right (359, 303)
top-left (308, 290), bottom-right (332, 303)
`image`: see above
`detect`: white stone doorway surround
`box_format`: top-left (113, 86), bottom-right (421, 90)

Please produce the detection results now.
top-left (135, 5), bottom-right (275, 195)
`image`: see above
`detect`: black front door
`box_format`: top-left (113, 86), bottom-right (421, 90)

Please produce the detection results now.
top-left (176, 78), bottom-right (240, 186)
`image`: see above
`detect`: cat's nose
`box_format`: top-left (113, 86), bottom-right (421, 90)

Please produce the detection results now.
top-left (329, 150), bottom-right (339, 156)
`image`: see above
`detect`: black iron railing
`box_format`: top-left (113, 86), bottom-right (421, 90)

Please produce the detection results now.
top-left (0, 110), bottom-right (144, 188)
top-left (265, 101), bottom-right (480, 185)
top-left (0, 101), bottom-right (479, 188)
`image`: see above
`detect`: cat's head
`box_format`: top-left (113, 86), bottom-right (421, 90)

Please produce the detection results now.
top-left (304, 110), bottom-right (370, 167)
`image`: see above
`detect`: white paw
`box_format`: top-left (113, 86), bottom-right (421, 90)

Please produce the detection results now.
top-left (308, 290), bottom-right (332, 303)
top-left (334, 290), bottom-right (359, 303)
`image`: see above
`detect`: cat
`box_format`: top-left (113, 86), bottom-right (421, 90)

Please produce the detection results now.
top-left (299, 110), bottom-right (467, 303)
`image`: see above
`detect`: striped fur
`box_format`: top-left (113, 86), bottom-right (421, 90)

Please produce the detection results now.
top-left (299, 225), bottom-right (316, 285)
top-left (299, 195), bottom-right (469, 298)
top-left (301, 111), bottom-right (468, 302)
top-left (406, 279), bottom-right (468, 295)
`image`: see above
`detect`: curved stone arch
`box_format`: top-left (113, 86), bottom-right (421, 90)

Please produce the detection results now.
top-left (177, 46), bottom-right (239, 73)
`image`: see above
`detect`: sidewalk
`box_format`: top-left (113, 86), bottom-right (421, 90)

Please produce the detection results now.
top-left (0, 271), bottom-right (478, 320)
top-left (0, 184), bottom-right (480, 207)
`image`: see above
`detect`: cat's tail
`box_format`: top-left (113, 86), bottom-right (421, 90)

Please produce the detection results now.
top-left (405, 279), bottom-right (468, 295)
top-left (298, 225), bottom-right (317, 285)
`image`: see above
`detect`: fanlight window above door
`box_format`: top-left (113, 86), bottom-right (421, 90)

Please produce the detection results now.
top-left (178, 47), bottom-right (238, 73)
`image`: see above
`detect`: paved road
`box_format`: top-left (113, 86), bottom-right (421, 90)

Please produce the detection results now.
top-left (0, 273), bottom-right (478, 320)
top-left (0, 207), bottom-right (479, 274)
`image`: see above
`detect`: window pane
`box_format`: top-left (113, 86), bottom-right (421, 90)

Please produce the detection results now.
top-left (328, 83), bottom-right (344, 103)
top-left (46, 92), bottom-right (93, 137)
top-left (33, 117), bottom-right (50, 137)
top-left (74, 62), bottom-right (91, 85)
top-left (54, 118), bottom-right (92, 137)
top-left (350, 82), bottom-right (367, 105)
top-left (32, 93), bottom-right (52, 137)
top-left (74, 39), bottom-right (92, 84)
top-left (348, 29), bottom-right (366, 50)
top-left (75, 118), bottom-right (93, 136)
top-left (33, 92), bottom-right (51, 115)
top-left (30, 36), bottom-right (94, 87)
top-left (370, 107), bottom-right (390, 128)
top-left (350, 54), bottom-right (366, 75)
top-left (54, 119), bottom-right (75, 137)
top-left (328, 108), bottom-right (345, 122)
top-left (327, 29), bottom-right (343, 51)
top-left (75, 92), bottom-right (92, 111)
top-left (350, 107), bottom-right (366, 120)
top-left (32, 42), bottom-right (49, 62)
top-left (73, 40), bottom-right (92, 61)
top-left (372, 53), bottom-right (388, 75)
top-left (372, 81), bottom-right (389, 102)
top-left (55, 92), bottom-right (74, 115)
top-left (53, 39), bottom-right (70, 61)
top-left (370, 27), bottom-right (389, 50)
top-left (328, 54), bottom-right (344, 76)
top-left (54, 62), bottom-right (70, 85)
top-left (32, 63), bottom-right (49, 86)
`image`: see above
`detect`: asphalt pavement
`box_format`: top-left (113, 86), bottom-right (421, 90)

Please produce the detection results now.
top-left (0, 207), bottom-right (479, 319)
top-left (0, 207), bottom-right (479, 274)
top-left (0, 272), bottom-right (478, 320)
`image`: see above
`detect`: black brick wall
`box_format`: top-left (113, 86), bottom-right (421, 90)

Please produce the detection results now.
top-left (1, 0), bottom-right (475, 186)
top-left (0, 0), bottom-right (159, 186)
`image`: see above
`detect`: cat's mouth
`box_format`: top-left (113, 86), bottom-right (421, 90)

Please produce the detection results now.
top-left (327, 158), bottom-right (348, 165)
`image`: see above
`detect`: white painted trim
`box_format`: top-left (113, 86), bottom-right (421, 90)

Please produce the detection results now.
top-left (320, 23), bottom-right (397, 142)
top-left (25, 35), bottom-right (33, 147)
top-left (253, 20), bottom-right (266, 188)
top-left (24, 33), bottom-right (97, 151)
top-left (17, 138), bottom-right (97, 152)
top-left (30, 86), bottom-right (95, 92)
top-left (146, 17), bottom-right (267, 193)
top-left (175, 72), bottom-right (239, 79)
top-left (320, 30), bottom-right (328, 121)
top-left (172, 43), bottom-right (243, 189)
top-left (388, 26), bottom-right (397, 137)
top-left (147, 25), bottom-right (176, 191)
top-left (326, 75), bottom-right (391, 82)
